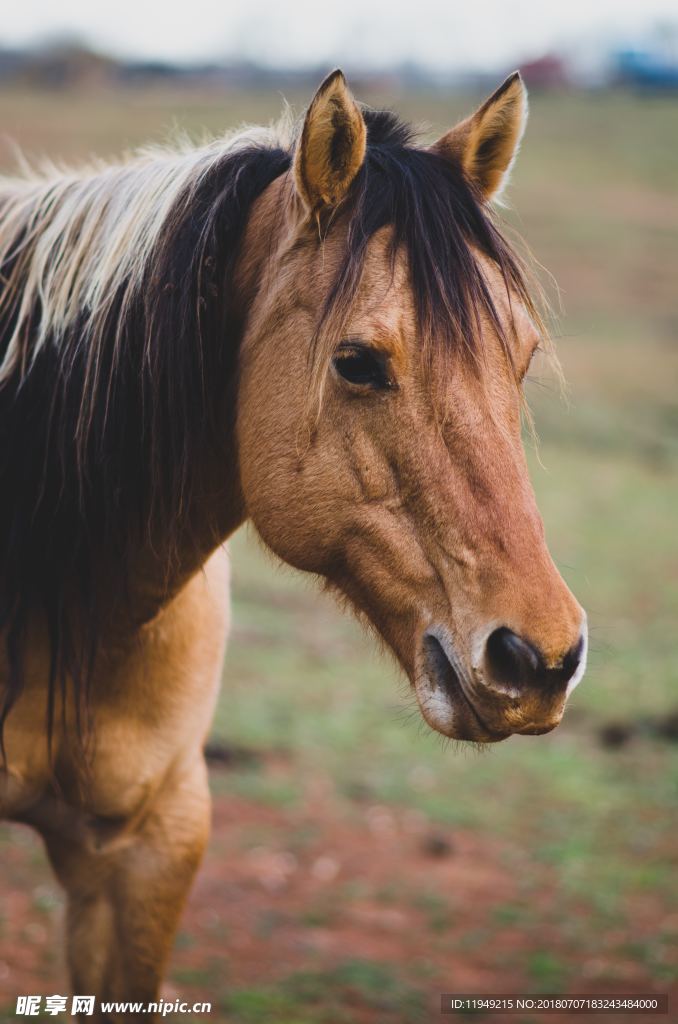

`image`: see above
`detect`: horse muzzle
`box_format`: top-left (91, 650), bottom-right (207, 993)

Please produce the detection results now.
top-left (415, 621), bottom-right (587, 743)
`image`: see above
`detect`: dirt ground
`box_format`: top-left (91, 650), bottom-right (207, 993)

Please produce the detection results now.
top-left (0, 756), bottom-right (674, 1023)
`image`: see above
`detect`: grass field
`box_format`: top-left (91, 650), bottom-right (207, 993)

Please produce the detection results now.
top-left (0, 84), bottom-right (676, 1022)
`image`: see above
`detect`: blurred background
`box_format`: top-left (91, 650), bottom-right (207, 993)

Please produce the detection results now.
top-left (0, 2), bottom-right (676, 1021)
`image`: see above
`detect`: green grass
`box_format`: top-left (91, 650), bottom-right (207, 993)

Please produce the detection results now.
top-left (223, 960), bottom-right (426, 1023)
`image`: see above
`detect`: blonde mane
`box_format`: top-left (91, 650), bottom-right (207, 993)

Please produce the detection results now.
top-left (0, 120), bottom-right (290, 383)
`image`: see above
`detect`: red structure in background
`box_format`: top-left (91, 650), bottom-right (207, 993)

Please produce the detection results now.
top-left (518, 54), bottom-right (571, 89)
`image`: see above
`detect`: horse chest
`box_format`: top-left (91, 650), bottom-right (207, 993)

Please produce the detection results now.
top-left (1, 548), bottom-right (230, 828)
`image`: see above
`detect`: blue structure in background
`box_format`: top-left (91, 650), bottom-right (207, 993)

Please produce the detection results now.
top-left (614, 48), bottom-right (678, 89)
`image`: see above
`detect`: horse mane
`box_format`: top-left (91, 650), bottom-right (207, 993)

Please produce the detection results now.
top-left (0, 104), bottom-right (537, 754)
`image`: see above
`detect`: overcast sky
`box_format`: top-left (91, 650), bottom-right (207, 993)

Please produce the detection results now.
top-left (2, 0), bottom-right (676, 70)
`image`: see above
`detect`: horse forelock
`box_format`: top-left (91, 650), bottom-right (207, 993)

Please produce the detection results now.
top-left (311, 108), bottom-right (542, 384)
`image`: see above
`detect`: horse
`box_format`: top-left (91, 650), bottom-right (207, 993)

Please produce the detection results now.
top-left (0, 70), bottom-right (587, 1018)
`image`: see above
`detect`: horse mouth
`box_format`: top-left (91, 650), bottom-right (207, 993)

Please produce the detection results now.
top-left (416, 632), bottom-right (511, 743)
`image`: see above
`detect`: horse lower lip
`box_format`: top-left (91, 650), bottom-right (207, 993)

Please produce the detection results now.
top-left (421, 633), bottom-right (508, 742)
top-left (517, 722), bottom-right (558, 736)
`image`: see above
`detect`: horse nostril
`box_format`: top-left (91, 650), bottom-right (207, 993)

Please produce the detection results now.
top-left (485, 627), bottom-right (542, 693)
top-left (485, 627), bottom-right (585, 695)
top-left (561, 633), bottom-right (585, 683)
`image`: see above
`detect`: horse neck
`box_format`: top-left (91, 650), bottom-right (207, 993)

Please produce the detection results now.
top-left (121, 442), bottom-right (244, 627)
top-left (119, 178), bottom-right (290, 625)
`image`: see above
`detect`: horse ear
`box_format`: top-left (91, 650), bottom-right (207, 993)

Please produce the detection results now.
top-left (430, 72), bottom-right (527, 201)
top-left (293, 69), bottom-right (367, 215)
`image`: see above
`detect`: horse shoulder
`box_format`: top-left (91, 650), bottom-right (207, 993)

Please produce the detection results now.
top-left (0, 545), bottom-right (231, 823)
top-left (85, 544), bottom-right (232, 817)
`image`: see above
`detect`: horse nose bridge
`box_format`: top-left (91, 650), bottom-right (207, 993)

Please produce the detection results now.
top-left (459, 447), bottom-right (546, 557)
top-left (427, 438), bottom-right (581, 651)
top-left (471, 518), bottom-right (584, 669)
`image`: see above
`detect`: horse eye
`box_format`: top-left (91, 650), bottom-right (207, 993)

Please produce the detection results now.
top-left (333, 344), bottom-right (392, 389)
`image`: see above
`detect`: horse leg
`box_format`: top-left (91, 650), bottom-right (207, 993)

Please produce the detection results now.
top-left (42, 753), bottom-right (210, 1022)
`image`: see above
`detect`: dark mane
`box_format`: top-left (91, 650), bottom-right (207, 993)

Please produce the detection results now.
top-left (0, 106), bottom-right (536, 753)
top-left (0, 139), bottom-right (291, 751)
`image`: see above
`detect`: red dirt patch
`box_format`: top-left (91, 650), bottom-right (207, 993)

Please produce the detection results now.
top-left (0, 765), bottom-right (674, 1022)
